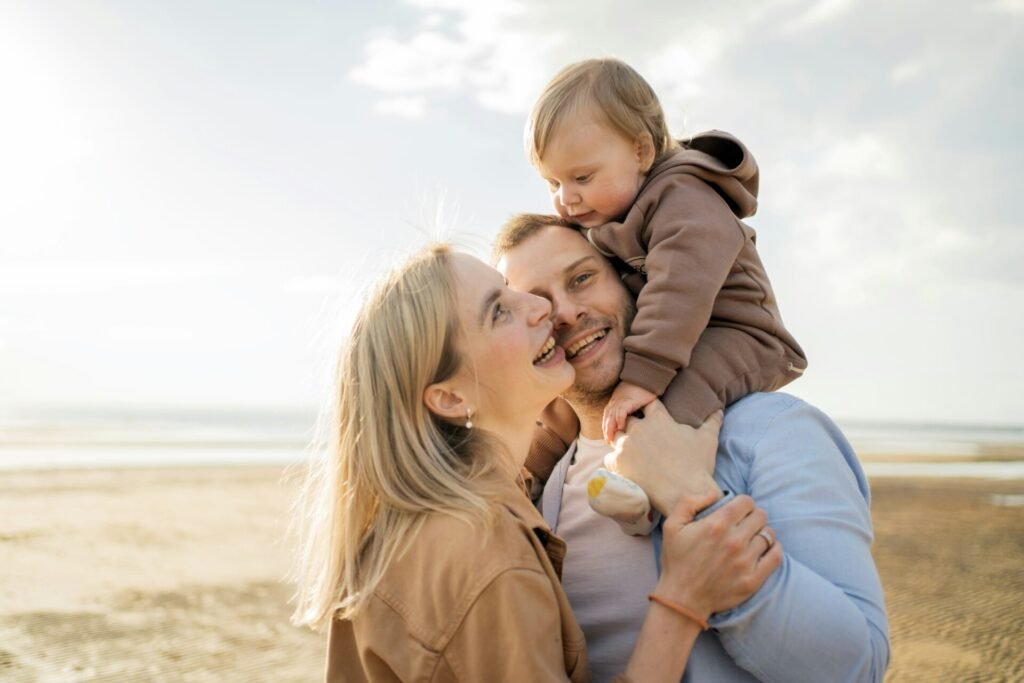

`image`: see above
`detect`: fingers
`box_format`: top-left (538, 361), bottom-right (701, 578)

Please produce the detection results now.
top-left (641, 398), bottom-right (667, 415)
top-left (755, 538), bottom-right (783, 576)
top-left (698, 410), bottom-right (724, 436)
top-left (603, 402), bottom-right (632, 444)
top-left (711, 494), bottom-right (756, 526)
top-left (753, 526), bottom-right (776, 556)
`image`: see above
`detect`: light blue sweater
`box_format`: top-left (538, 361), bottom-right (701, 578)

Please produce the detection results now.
top-left (542, 392), bottom-right (890, 682)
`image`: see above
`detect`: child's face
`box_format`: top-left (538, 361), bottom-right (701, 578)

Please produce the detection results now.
top-left (537, 114), bottom-right (653, 229)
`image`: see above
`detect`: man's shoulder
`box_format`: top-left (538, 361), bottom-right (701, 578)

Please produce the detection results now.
top-left (720, 392), bottom-right (849, 459)
top-left (719, 392), bottom-right (868, 499)
top-left (723, 391), bottom-right (812, 431)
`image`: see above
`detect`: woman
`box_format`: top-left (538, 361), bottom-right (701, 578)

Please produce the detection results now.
top-left (291, 244), bottom-right (781, 682)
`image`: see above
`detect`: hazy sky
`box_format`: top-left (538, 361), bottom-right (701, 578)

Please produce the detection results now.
top-left (1, 0), bottom-right (1021, 425)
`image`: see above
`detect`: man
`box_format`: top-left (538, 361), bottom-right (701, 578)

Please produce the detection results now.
top-left (495, 215), bottom-right (890, 683)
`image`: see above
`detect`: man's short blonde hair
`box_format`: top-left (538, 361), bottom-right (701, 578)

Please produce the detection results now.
top-left (491, 213), bottom-right (573, 264)
top-left (526, 57), bottom-right (679, 168)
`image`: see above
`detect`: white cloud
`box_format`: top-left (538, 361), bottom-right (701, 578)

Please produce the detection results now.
top-left (820, 133), bottom-right (905, 180)
top-left (348, 0), bottom-right (562, 117)
top-left (980, 0), bottom-right (1024, 14)
top-left (783, 0), bottom-right (857, 33)
top-left (0, 262), bottom-right (238, 293)
top-left (890, 56), bottom-right (930, 83)
top-left (108, 326), bottom-right (194, 343)
top-left (373, 96), bottom-right (429, 119)
top-left (283, 275), bottom-right (343, 294)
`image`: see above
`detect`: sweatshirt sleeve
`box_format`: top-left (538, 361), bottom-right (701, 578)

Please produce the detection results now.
top-left (440, 567), bottom-right (578, 682)
top-left (709, 397), bottom-right (891, 683)
top-left (616, 174), bottom-right (748, 395)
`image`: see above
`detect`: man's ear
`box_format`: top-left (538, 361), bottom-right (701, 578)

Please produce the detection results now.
top-left (635, 131), bottom-right (656, 173)
top-left (423, 382), bottom-right (470, 423)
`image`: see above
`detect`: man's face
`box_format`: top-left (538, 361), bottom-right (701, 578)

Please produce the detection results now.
top-left (498, 225), bottom-right (635, 409)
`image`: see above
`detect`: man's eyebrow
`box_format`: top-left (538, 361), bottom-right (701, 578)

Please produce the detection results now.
top-left (478, 287), bottom-right (501, 328)
top-left (564, 256), bottom-right (598, 274)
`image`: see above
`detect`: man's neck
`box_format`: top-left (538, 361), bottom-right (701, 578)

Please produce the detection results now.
top-left (574, 404), bottom-right (606, 441)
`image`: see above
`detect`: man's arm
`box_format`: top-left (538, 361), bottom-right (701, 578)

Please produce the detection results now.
top-left (710, 394), bottom-right (890, 683)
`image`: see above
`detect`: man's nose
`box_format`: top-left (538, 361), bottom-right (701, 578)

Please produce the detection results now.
top-left (549, 289), bottom-right (583, 329)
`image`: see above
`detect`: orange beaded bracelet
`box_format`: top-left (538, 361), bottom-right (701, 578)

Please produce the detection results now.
top-left (648, 594), bottom-right (709, 630)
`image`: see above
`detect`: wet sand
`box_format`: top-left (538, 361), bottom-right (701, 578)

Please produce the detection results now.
top-left (1, 466), bottom-right (1021, 681)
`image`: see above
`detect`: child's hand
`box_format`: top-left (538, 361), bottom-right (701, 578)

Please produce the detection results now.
top-left (602, 381), bottom-right (657, 444)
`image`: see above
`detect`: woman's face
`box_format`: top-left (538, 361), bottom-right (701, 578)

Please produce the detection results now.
top-left (446, 253), bottom-right (574, 427)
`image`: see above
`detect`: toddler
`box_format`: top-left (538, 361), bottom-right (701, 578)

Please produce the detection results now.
top-left (523, 57), bottom-right (807, 535)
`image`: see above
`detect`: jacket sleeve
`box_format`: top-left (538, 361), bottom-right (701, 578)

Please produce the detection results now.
top-left (709, 397), bottom-right (891, 683)
top-left (439, 567), bottom-right (577, 682)
top-left (617, 174), bottom-right (748, 395)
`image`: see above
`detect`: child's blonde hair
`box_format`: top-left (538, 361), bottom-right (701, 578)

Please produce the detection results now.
top-left (526, 57), bottom-right (680, 168)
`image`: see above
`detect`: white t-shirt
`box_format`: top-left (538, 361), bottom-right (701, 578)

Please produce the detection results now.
top-left (555, 436), bottom-right (659, 683)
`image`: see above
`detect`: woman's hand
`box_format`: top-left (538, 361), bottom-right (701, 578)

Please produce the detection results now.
top-left (603, 399), bottom-right (723, 516)
top-left (655, 494), bottom-right (782, 621)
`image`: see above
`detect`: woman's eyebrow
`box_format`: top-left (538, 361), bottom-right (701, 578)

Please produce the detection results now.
top-left (478, 287), bottom-right (501, 328)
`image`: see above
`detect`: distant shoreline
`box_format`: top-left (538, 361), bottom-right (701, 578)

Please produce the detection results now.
top-left (1, 443), bottom-right (1023, 479)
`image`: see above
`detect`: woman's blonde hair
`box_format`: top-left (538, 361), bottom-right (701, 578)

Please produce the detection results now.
top-left (290, 244), bottom-right (498, 629)
top-left (526, 57), bottom-right (679, 168)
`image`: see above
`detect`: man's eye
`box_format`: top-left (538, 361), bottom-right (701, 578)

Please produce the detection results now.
top-left (571, 273), bottom-right (592, 288)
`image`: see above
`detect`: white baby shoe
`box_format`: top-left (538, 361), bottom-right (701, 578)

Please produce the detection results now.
top-left (587, 468), bottom-right (661, 536)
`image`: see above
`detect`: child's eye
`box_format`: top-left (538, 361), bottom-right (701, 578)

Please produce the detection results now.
top-left (575, 174), bottom-right (591, 184)
top-left (546, 179), bottom-right (560, 191)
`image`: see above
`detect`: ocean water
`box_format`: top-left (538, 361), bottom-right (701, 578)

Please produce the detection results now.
top-left (1, 407), bottom-right (1022, 477)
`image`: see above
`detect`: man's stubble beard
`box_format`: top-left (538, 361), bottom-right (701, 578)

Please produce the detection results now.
top-left (561, 297), bottom-right (637, 412)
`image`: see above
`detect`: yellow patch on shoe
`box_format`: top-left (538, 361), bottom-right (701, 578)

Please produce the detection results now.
top-left (587, 476), bottom-right (607, 498)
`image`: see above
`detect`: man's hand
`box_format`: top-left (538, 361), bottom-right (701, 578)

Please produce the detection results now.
top-left (657, 494), bottom-right (782, 619)
top-left (602, 381), bottom-right (657, 443)
top-left (604, 399), bottom-right (722, 515)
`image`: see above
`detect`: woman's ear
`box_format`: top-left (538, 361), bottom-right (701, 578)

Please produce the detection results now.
top-left (423, 382), bottom-right (469, 423)
top-left (635, 131), bottom-right (656, 172)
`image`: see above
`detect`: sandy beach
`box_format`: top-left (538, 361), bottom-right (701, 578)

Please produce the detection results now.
top-left (1, 465), bottom-right (1022, 682)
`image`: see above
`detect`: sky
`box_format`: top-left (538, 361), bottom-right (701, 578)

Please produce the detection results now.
top-left (1, 0), bottom-right (1021, 426)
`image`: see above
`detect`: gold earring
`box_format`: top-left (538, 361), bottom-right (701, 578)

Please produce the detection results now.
top-left (465, 409), bottom-right (474, 430)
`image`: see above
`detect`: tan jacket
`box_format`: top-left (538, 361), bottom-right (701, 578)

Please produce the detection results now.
top-left (584, 130), bottom-right (806, 402)
top-left (326, 473), bottom-right (591, 682)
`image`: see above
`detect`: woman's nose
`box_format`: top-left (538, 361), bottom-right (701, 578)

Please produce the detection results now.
top-left (526, 292), bottom-right (553, 325)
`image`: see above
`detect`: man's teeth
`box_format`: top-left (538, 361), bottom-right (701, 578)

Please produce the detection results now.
top-left (533, 337), bottom-right (556, 365)
top-left (566, 330), bottom-right (606, 358)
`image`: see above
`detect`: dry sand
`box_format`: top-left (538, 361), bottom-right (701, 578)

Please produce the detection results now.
top-left (1, 465), bottom-right (1022, 682)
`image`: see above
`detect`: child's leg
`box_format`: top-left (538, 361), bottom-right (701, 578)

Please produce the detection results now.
top-left (525, 397), bottom-right (579, 489)
top-left (588, 467), bottom-right (661, 536)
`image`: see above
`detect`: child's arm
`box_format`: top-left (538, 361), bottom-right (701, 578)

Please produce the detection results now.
top-left (600, 173), bottom-right (750, 399)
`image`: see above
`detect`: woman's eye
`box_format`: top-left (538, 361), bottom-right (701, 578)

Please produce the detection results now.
top-left (492, 303), bottom-right (509, 321)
